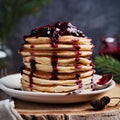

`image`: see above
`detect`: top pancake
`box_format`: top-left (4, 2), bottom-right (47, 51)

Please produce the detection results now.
top-left (25, 36), bottom-right (92, 44)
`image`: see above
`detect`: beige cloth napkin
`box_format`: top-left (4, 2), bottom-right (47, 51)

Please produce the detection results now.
top-left (0, 99), bottom-right (23, 120)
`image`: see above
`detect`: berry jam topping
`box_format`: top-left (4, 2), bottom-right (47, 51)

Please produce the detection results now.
top-left (51, 52), bottom-right (58, 80)
top-left (78, 84), bottom-right (82, 88)
top-left (29, 59), bottom-right (36, 91)
top-left (24, 22), bottom-right (86, 48)
top-left (30, 30), bottom-right (38, 36)
top-left (97, 73), bottom-right (113, 85)
top-left (30, 59), bottom-right (36, 72)
top-left (30, 44), bottom-right (35, 48)
top-left (29, 22), bottom-right (85, 38)
top-left (76, 73), bottom-right (80, 79)
top-left (76, 79), bottom-right (82, 85)
top-left (75, 57), bottom-right (80, 62)
top-left (73, 44), bottom-right (80, 50)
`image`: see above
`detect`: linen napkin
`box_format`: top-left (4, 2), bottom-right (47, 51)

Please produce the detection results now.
top-left (0, 99), bottom-right (23, 120)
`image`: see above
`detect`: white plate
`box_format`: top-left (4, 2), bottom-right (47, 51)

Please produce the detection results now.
top-left (0, 74), bottom-right (115, 103)
top-left (0, 74), bottom-right (21, 89)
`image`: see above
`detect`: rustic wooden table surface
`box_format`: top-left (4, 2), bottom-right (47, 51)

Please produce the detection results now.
top-left (14, 85), bottom-right (120, 120)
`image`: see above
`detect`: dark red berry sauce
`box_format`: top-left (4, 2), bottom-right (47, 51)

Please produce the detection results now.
top-left (97, 73), bottom-right (113, 85)
top-left (51, 52), bottom-right (58, 80)
top-left (29, 58), bottom-right (36, 90)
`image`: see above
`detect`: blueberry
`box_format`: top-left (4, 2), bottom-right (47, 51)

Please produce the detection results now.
top-left (30, 30), bottom-right (37, 36)
top-left (72, 32), bottom-right (79, 37)
top-left (76, 74), bottom-right (80, 79)
top-left (77, 30), bottom-right (85, 37)
top-left (42, 27), bottom-right (52, 37)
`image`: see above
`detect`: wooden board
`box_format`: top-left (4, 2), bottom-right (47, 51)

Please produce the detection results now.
top-left (15, 85), bottom-right (120, 120)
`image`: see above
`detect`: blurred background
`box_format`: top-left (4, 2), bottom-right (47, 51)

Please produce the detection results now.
top-left (0, 0), bottom-right (120, 82)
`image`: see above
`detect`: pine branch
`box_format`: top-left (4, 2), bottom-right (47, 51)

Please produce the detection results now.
top-left (94, 55), bottom-right (120, 84)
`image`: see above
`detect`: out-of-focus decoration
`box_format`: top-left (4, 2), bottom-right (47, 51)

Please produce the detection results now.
top-left (99, 36), bottom-right (120, 61)
top-left (95, 36), bottom-right (120, 84)
top-left (0, 0), bottom-right (48, 73)
top-left (0, 43), bottom-right (13, 74)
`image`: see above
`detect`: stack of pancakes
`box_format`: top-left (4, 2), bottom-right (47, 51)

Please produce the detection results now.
top-left (19, 22), bottom-right (94, 93)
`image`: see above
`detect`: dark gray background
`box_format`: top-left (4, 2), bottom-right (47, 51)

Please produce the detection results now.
top-left (8, 0), bottom-right (120, 72)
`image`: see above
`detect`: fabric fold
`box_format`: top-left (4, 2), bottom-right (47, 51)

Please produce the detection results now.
top-left (0, 99), bottom-right (23, 120)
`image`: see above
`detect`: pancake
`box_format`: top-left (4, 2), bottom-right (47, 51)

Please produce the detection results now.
top-left (21, 75), bottom-right (92, 93)
top-left (22, 69), bottom-right (94, 80)
top-left (23, 56), bottom-right (92, 65)
top-left (24, 62), bottom-right (93, 73)
top-left (20, 50), bottom-right (92, 57)
top-left (25, 36), bottom-right (92, 44)
top-left (23, 44), bottom-right (93, 51)
top-left (21, 74), bottom-right (93, 86)
top-left (19, 22), bottom-right (95, 93)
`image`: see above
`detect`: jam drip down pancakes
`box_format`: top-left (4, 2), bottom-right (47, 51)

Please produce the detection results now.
top-left (19, 22), bottom-right (94, 93)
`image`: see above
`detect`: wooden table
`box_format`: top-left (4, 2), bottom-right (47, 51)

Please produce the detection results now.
top-left (15, 85), bottom-right (120, 120)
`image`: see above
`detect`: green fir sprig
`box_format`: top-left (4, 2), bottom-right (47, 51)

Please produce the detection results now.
top-left (95, 55), bottom-right (120, 84)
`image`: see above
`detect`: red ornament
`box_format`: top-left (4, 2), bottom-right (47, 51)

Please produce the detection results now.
top-left (99, 36), bottom-right (120, 60)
